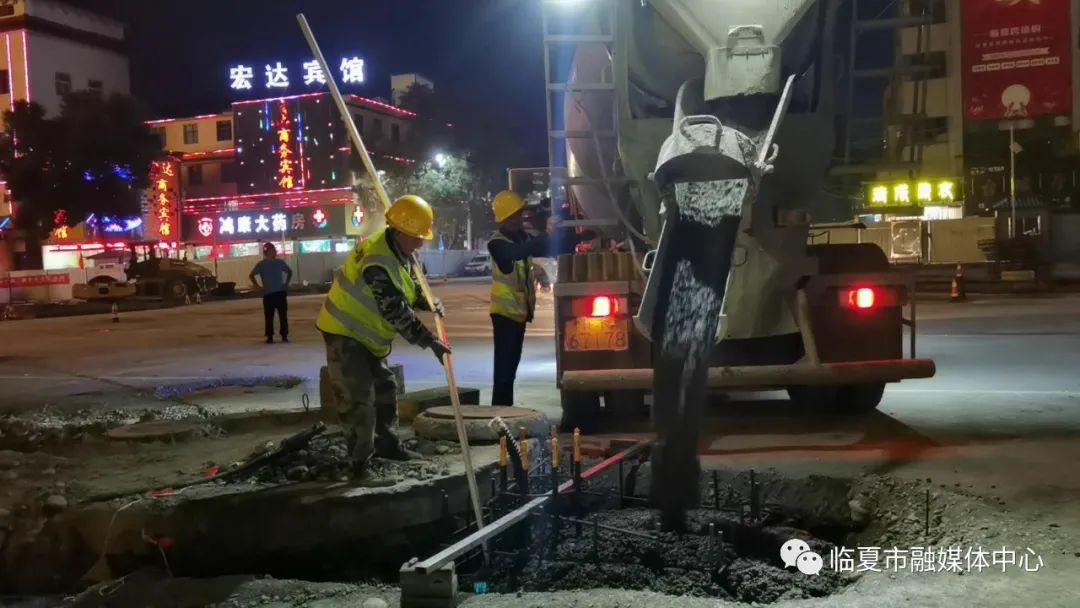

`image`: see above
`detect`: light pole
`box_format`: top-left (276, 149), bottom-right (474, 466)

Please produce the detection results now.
top-left (1008, 125), bottom-right (1023, 239)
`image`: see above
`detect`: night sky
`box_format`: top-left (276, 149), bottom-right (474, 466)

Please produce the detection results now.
top-left (72, 0), bottom-right (548, 164)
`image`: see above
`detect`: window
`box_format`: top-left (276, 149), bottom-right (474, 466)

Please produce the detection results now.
top-left (216, 120), bottom-right (232, 142)
top-left (187, 164), bottom-right (203, 186)
top-left (55, 72), bottom-right (72, 96)
top-left (372, 118), bottom-right (383, 140)
top-left (183, 123), bottom-right (199, 145)
top-left (88, 79), bottom-right (103, 95)
top-left (220, 161), bottom-right (236, 183)
top-left (0, 70), bottom-right (8, 95)
top-left (391, 123), bottom-right (400, 143)
top-left (352, 113), bottom-right (364, 134)
top-left (0, 5), bottom-right (14, 17)
top-left (151, 126), bottom-right (166, 147)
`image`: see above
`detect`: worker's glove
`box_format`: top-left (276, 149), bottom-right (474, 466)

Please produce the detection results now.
top-left (431, 298), bottom-right (446, 318)
top-left (431, 340), bottom-right (452, 364)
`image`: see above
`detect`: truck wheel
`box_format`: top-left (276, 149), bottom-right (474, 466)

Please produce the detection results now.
top-left (165, 279), bottom-right (188, 300)
top-left (604, 390), bottom-right (647, 421)
top-left (835, 383), bottom-right (885, 414)
top-left (560, 391), bottom-right (601, 433)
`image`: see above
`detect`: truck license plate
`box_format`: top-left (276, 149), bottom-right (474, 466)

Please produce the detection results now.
top-left (564, 318), bottom-right (629, 352)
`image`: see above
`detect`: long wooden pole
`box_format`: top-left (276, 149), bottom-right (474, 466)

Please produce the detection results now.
top-left (297, 14), bottom-right (487, 540)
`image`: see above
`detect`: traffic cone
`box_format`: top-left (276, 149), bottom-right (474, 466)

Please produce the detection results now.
top-left (950, 264), bottom-right (966, 302)
top-left (111, 302), bottom-right (120, 323)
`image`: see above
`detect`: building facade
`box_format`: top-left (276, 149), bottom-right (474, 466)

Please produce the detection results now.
top-left (0, 0), bottom-right (129, 118)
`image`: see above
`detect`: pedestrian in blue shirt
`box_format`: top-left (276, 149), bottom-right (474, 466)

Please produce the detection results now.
top-left (249, 243), bottom-right (293, 344)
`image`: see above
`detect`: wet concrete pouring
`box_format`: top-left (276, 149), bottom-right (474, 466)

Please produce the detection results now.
top-left (453, 449), bottom-right (851, 605)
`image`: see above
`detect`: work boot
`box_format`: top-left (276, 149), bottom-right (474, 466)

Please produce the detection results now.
top-left (374, 440), bottom-right (422, 461)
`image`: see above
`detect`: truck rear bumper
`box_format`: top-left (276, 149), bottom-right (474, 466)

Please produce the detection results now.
top-left (560, 358), bottom-right (936, 392)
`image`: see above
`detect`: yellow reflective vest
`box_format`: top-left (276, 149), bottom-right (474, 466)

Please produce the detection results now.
top-left (489, 231), bottom-right (536, 323)
top-left (316, 229), bottom-right (418, 357)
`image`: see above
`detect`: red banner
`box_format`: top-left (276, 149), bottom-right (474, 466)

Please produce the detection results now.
top-left (962, 0), bottom-right (1073, 121)
top-left (0, 274), bottom-right (71, 288)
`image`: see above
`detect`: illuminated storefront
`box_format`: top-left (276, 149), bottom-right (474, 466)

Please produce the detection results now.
top-left (862, 178), bottom-right (963, 220)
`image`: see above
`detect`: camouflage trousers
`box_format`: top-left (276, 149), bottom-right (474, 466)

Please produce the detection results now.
top-left (321, 331), bottom-right (402, 469)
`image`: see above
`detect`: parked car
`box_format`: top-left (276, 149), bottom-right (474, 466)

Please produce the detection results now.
top-left (462, 253), bottom-right (492, 276)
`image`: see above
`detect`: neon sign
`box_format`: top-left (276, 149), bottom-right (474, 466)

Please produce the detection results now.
top-left (276, 100), bottom-right (296, 190)
top-left (866, 179), bottom-right (959, 208)
top-left (147, 160), bottom-right (179, 238)
top-left (228, 57), bottom-right (365, 92)
top-left (185, 207), bottom-right (335, 242)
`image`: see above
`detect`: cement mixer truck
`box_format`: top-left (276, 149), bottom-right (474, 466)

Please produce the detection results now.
top-left (541, 0), bottom-right (935, 513)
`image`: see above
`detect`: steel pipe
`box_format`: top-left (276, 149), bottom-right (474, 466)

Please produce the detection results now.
top-left (561, 358), bottom-right (936, 392)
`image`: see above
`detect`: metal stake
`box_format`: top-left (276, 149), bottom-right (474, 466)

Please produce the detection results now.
top-left (712, 471), bottom-right (721, 510)
top-left (749, 470), bottom-right (759, 522)
top-left (617, 459), bottom-right (625, 508)
top-left (924, 488), bottom-right (931, 537)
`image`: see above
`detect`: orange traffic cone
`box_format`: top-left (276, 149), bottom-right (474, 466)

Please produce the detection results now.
top-left (111, 302), bottom-right (120, 323)
top-left (950, 264), bottom-right (966, 302)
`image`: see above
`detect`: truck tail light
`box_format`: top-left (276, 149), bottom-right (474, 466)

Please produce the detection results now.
top-left (838, 286), bottom-right (900, 310)
top-left (851, 287), bottom-right (875, 309)
top-left (570, 295), bottom-right (627, 318)
top-left (590, 296), bottom-right (614, 317)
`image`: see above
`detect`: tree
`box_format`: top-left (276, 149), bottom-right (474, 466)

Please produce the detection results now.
top-left (0, 93), bottom-right (162, 266)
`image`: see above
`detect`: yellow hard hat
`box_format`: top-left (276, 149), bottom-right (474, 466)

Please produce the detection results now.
top-left (386, 195), bottom-right (434, 240)
top-left (492, 190), bottom-right (526, 223)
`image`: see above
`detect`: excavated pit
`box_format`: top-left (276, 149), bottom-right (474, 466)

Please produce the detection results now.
top-left (3, 436), bottom-right (965, 606)
top-left (456, 464), bottom-right (858, 604)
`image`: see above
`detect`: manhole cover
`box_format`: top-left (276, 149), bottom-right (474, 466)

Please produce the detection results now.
top-left (413, 406), bottom-right (549, 443)
top-left (104, 420), bottom-right (206, 442)
top-left (423, 405), bottom-right (533, 421)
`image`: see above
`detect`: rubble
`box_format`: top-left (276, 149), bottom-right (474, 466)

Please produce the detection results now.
top-left (223, 434), bottom-right (460, 485)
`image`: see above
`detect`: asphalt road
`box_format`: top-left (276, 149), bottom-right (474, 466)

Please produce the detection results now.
top-left (1, 284), bottom-right (1078, 472)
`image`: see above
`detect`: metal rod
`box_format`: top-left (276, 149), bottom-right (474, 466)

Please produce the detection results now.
top-left (547, 514), bottom-right (659, 542)
top-left (298, 13), bottom-right (485, 547)
top-left (412, 438), bottom-right (653, 574)
top-left (749, 470), bottom-right (759, 522)
top-left (924, 488), bottom-right (930, 537)
top-left (712, 471), bottom-right (721, 510)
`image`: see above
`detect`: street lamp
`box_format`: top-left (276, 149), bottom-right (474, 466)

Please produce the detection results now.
top-left (433, 152), bottom-right (447, 169)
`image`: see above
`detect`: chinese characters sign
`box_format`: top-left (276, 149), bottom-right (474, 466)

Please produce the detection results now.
top-left (962, 0), bottom-right (1073, 120)
top-left (276, 100), bottom-right (297, 190)
top-left (865, 179), bottom-right (959, 209)
top-left (146, 160), bottom-right (180, 239)
top-left (182, 206), bottom-right (345, 243)
top-left (229, 57), bottom-right (365, 93)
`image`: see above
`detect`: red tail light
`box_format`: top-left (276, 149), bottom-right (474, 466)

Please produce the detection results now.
top-left (851, 287), bottom-right (876, 309)
top-left (838, 286), bottom-right (900, 310)
top-left (590, 296), bottom-right (614, 317)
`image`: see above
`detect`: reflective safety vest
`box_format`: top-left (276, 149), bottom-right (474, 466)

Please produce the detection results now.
top-left (489, 232), bottom-right (536, 323)
top-left (316, 229), bottom-right (418, 357)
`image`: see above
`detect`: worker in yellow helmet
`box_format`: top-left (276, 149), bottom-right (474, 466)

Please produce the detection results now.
top-left (488, 190), bottom-right (549, 406)
top-left (317, 194), bottom-right (450, 478)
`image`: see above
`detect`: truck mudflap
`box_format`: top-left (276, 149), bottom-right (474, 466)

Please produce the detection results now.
top-left (560, 357), bottom-right (936, 392)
